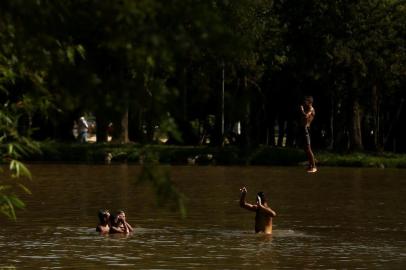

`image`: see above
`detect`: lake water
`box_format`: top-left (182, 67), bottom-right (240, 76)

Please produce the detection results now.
top-left (1, 165), bottom-right (405, 269)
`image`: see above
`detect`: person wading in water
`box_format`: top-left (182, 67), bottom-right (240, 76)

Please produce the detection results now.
top-left (239, 187), bottom-right (276, 234)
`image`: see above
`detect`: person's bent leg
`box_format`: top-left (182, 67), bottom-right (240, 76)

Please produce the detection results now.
top-left (305, 145), bottom-right (317, 172)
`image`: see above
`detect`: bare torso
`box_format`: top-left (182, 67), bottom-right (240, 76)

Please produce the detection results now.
top-left (239, 187), bottom-right (276, 235)
top-left (301, 105), bottom-right (315, 128)
top-left (96, 224), bottom-right (110, 234)
top-left (255, 208), bottom-right (273, 234)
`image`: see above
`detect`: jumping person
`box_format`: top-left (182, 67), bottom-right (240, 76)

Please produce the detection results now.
top-left (300, 96), bottom-right (317, 173)
top-left (239, 187), bottom-right (276, 234)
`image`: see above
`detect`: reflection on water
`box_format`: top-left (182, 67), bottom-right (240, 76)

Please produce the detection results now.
top-left (0, 226), bottom-right (310, 269)
top-left (1, 165), bottom-right (406, 269)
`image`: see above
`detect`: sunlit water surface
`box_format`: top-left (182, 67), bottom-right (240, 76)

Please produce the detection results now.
top-left (1, 165), bottom-right (405, 269)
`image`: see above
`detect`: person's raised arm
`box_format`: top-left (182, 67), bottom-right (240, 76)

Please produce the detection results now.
top-left (239, 187), bottom-right (257, 212)
top-left (300, 105), bottom-right (306, 116)
top-left (257, 201), bottom-right (277, 217)
top-left (301, 105), bottom-right (314, 119)
top-left (109, 225), bottom-right (124, 233)
top-left (124, 221), bottom-right (133, 233)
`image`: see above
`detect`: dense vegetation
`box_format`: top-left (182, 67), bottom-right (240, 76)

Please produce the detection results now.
top-left (0, 104), bottom-right (37, 219)
top-left (1, 0), bottom-right (405, 151)
top-left (1, 1), bottom-right (405, 218)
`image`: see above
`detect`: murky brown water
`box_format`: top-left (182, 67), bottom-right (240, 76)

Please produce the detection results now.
top-left (1, 165), bottom-right (405, 269)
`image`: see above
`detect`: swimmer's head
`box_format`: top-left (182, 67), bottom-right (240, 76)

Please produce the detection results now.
top-left (116, 210), bottom-right (126, 222)
top-left (98, 209), bottom-right (110, 222)
top-left (257, 192), bottom-right (267, 204)
top-left (304, 96), bottom-right (313, 106)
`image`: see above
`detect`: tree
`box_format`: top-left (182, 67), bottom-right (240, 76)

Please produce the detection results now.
top-left (0, 102), bottom-right (38, 220)
top-left (272, 0), bottom-right (406, 151)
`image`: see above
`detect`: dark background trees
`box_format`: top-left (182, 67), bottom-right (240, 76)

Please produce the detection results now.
top-left (1, 0), bottom-right (405, 152)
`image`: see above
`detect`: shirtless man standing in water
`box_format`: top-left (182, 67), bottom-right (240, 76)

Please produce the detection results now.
top-left (239, 187), bottom-right (276, 234)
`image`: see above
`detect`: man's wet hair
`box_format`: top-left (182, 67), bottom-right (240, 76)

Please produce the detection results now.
top-left (109, 213), bottom-right (118, 225)
top-left (257, 192), bottom-right (267, 203)
top-left (98, 209), bottom-right (109, 222)
top-left (111, 210), bottom-right (125, 224)
top-left (304, 96), bottom-right (314, 104)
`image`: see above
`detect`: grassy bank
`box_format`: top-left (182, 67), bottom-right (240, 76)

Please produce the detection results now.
top-left (28, 142), bottom-right (304, 165)
top-left (22, 142), bottom-right (406, 168)
top-left (316, 151), bottom-right (406, 168)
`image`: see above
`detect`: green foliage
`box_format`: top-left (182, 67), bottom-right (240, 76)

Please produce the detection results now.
top-left (156, 114), bottom-right (183, 143)
top-left (138, 151), bottom-right (187, 218)
top-left (0, 0), bottom-right (404, 150)
top-left (0, 106), bottom-right (38, 220)
top-left (0, 0), bottom-right (48, 219)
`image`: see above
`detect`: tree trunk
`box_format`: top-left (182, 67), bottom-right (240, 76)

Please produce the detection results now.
top-left (118, 107), bottom-right (129, 143)
top-left (267, 118), bottom-right (276, 146)
top-left (241, 76), bottom-right (251, 148)
top-left (47, 112), bottom-right (77, 142)
top-left (129, 106), bottom-right (145, 143)
top-left (285, 119), bottom-right (295, 147)
top-left (30, 112), bottom-right (70, 141)
top-left (383, 98), bottom-right (404, 150)
top-left (277, 117), bottom-right (285, 147)
top-left (328, 95), bottom-right (334, 150)
top-left (242, 103), bottom-right (251, 147)
top-left (349, 98), bottom-right (363, 151)
top-left (371, 84), bottom-right (381, 151)
top-left (182, 68), bottom-right (188, 122)
top-left (95, 111), bottom-right (108, 143)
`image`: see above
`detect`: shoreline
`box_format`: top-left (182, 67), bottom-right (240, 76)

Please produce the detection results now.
top-left (19, 142), bottom-right (406, 169)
